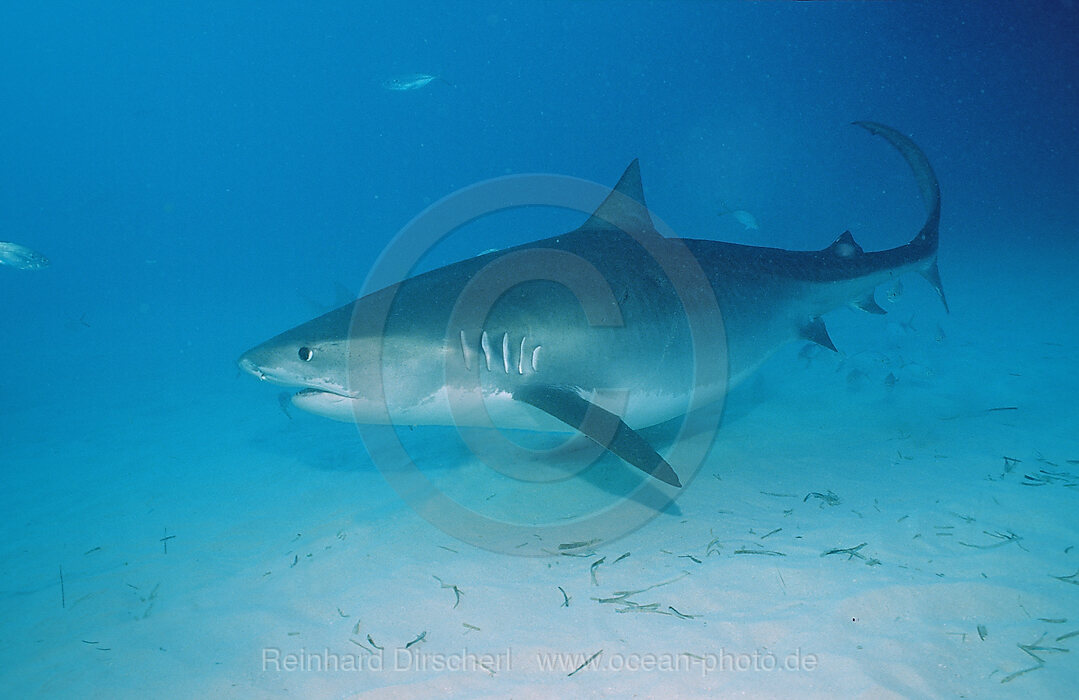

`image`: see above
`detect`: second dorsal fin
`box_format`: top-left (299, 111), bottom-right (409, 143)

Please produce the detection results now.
top-left (826, 230), bottom-right (865, 258)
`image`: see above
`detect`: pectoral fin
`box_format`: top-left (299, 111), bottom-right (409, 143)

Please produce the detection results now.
top-left (514, 384), bottom-right (681, 487)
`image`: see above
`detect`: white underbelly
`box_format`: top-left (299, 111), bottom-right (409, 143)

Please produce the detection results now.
top-left (291, 382), bottom-right (713, 432)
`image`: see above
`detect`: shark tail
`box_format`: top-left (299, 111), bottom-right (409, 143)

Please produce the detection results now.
top-left (854, 121), bottom-right (948, 313)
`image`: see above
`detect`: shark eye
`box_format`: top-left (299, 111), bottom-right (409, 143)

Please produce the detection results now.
top-left (298, 346), bottom-right (314, 362)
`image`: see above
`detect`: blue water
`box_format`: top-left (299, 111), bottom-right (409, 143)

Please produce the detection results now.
top-left (2, 2), bottom-right (1077, 697)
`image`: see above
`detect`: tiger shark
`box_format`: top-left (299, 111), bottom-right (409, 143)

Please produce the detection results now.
top-left (238, 122), bottom-right (946, 489)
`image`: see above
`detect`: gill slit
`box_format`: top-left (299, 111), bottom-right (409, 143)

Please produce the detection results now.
top-left (480, 331), bottom-right (493, 371)
top-left (459, 330), bottom-right (471, 371)
top-left (462, 330), bottom-right (543, 374)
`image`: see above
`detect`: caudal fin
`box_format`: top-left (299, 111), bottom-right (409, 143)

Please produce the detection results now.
top-left (854, 121), bottom-right (948, 312)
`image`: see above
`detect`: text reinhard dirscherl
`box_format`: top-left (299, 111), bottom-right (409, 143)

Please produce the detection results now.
top-left (261, 647), bottom-right (819, 676)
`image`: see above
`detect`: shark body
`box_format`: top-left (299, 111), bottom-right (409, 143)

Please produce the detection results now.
top-left (238, 122), bottom-right (945, 488)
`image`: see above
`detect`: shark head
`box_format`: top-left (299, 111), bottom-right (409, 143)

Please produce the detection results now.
top-left (239, 282), bottom-right (462, 427)
top-left (237, 301), bottom-right (391, 416)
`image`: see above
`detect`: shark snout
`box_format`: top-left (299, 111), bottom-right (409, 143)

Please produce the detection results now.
top-left (237, 346), bottom-right (359, 399)
top-left (237, 353), bottom-right (269, 381)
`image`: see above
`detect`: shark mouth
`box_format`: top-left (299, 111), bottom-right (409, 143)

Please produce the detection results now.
top-left (289, 388), bottom-right (379, 423)
top-left (237, 356), bottom-right (360, 400)
top-left (292, 388), bottom-right (351, 403)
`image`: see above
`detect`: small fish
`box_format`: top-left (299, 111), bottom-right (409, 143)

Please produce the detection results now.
top-left (846, 368), bottom-right (868, 388)
top-left (886, 278), bottom-right (903, 303)
top-left (0, 241), bottom-right (50, 270)
top-left (277, 392), bottom-right (293, 420)
top-left (383, 73), bottom-right (449, 91)
top-left (798, 342), bottom-right (822, 366)
top-left (718, 207), bottom-right (759, 231)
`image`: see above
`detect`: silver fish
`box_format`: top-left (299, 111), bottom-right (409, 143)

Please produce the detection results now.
top-left (383, 73), bottom-right (448, 91)
top-left (0, 241), bottom-right (50, 271)
top-left (718, 204), bottom-right (759, 231)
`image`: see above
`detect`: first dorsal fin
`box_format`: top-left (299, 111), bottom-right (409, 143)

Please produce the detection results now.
top-left (826, 230), bottom-right (865, 258)
top-left (579, 159), bottom-right (659, 236)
